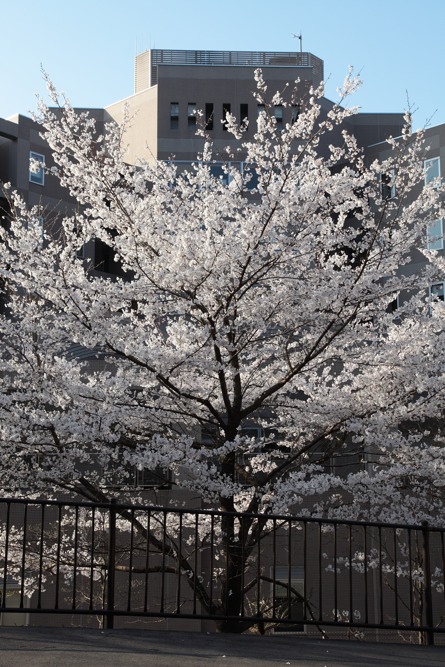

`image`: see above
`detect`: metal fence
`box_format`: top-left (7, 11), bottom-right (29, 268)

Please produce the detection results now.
top-left (0, 497), bottom-right (444, 643)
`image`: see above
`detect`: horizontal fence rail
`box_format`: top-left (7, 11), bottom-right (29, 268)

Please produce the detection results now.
top-left (0, 497), bottom-right (444, 642)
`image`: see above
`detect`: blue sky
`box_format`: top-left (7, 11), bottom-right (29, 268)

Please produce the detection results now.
top-left (2, 0), bottom-right (445, 128)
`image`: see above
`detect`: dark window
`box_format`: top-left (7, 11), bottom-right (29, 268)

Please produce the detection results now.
top-left (134, 466), bottom-right (171, 489)
top-left (188, 103), bottom-right (197, 129)
top-left (170, 102), bottom-right (179, 130)
top-left (431, 282), bottom-right (444, 301)
top-left (210, 164), bottom-right (229, 186)
top-left (291, 104), bottom-right (300, 125)
top-left (240, 103), bottom-right (248, 130)
top-left (380, 171), bottom-right (395, 200)
top-left (103, 458), bottom-right (171, 489)
top-left (222, 103), bottom-right (231, 131)
top-left (205, 103), bottom-right (214, 130)
top-left (274, 105), bottom-right (283, 130)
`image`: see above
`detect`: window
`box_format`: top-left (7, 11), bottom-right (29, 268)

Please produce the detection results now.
top-left (291, 104), bottom-right (301, 125)
top-left (222, 103), bottom-right (231, 131)
top-left (240, 162), bottom-right (259, 190)
top-left (380, 169), bottom-right (396, 200)
top-left (272, 566), bottom-right (305, 633)
top-left (274, 105), bottom-right (283, 130)
top-left (29, 151), bottom-right (45, 185)
top-left (425, 157), bottom-right (440, 186)
top-left (170, 103), bottom-right (179, 130)
top-left (134, 466), bottom-right (171, 489)
top-left (205, 103), bottom-right (214, 131)
top-left (427, 219), bottom-right (444, 250)
top-left (240, 103), bottom-right (248, 130)
top-left (430, 282), bottom-right (444, 301)
top-left (103, 458), bottom-right (171, 489)
top-left (257, 104), bottom-right (265, 116)
top-left (210, 164), bottom-right (230, 186)
top-left (187, 103), bottom-right (197, 129)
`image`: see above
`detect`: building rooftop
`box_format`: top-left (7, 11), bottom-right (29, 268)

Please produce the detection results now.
top-left (135, 48), bottom-right (324, 91)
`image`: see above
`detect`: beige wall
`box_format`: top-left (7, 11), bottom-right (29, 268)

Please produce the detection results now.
top-left (106, 87), bottom-right (158, 165)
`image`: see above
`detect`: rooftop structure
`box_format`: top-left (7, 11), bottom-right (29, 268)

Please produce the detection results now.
top-left (135, 49), bottom-right (324, 91)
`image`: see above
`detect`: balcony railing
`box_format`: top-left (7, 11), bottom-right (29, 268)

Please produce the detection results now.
top-left (147, 49), bottom-right (324, 87)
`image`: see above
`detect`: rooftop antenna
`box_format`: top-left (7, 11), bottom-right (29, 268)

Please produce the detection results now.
top-left (291, 32), bottom-right (303, 54)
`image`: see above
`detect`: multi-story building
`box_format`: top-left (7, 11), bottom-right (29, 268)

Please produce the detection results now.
top-left (1, 48), bottom-right (408, 287)
top-left (105, 49), bottom-right (404, 167)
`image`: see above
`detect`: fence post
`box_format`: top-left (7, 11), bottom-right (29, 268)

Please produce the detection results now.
top-left (421, 521), bottom-right (434, 646)
top-left (106, 499), bottom-right (117, 630)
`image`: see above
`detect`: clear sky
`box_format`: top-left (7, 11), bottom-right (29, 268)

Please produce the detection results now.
top-left (2, 0), bottom-right (445, 128)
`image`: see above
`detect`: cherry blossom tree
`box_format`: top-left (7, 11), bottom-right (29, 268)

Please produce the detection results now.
top-left (1, 71), bottom-right (445, 632)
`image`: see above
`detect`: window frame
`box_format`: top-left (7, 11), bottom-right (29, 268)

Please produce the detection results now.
top-left (187, 102), bottom-right (197, 129)
top-left (205, 103), bottom-right (214, 131)
top-left (291, 104), bottom-right (301, 125)
top-left (427, 218), bottom-right (444, 251)
top-left (424, 157), bottom-right (441, 186)
top-left (430, 282), bottom-right (444, 301)
top-left (239, 103), bottom-right (248, 130)
top-left (170, 102), bottom-right (179, 130)
top-left (29, 151), bottom-right (45, 186)
top-left (274, 105), bottom-right (283, 130)
top-left (222, 103), bottom-right (231, 131)
top-left (380, 169), bottom-right (396, 200)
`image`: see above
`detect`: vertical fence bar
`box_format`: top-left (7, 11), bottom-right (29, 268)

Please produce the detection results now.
top-left (37, 503), bottom-right (45, 609)
top-left (106, 499), bottom-right (117, 630)
top-left (240, 516), bottom-right (245, 619)
top-left (303, 520), bottom-right (307, 623)
top-left (256, 518), bottom-right (261, 618)
top-left (422, 522), bottom-right (434, 646)
top-left (160, 511), bottom-right (167, 615)
top-left (88, 506), bottom-right (96, 611)
top-left (193, 512), bottom-right (199, 615)
top-left (176, 512), bottom-right (183, 614)
top-left (127, 508), bottom-right (135, 612)
top-left (72, 505), bottom-right (79, 611)
top-left (54, 504), bottom-right (62, 610)
top-left (334, 523), bottom-right (338, 623)
top-left (272, 518), bottom-right (277, 620)
top-left (2, 501), bottom-right (10, 611)
top-left (393, 527), bottom-right (399, 627)
top-left (349, 524), bottom-right (353, 625)
top-left (287, 517), bottom-right (292, 625)
top-left (363, 525), bottom-right (369, 625)
top-left (209, 512), bottom-right (215, 614)
top-left (318, 522), bottom-right (322, 623)
top-left (408, 528), bottom-right (414, 628)
top-left (378, 526), bottom-right (383, 626)
top-left (440, 531), bottom-right (445, 609)
top-left (143, 510), bottom-right (151, 613)
top-left (19, 503), bottom-right (28, 609)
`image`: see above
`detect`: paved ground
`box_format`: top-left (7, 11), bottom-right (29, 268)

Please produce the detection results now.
top-left (0, 629), bottom-right (443, 667)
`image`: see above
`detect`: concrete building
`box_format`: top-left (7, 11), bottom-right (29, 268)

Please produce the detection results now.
top-left (0, 48), bottom-right (408, 283)
top-left (105, 49), bottom-right (404, 167)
